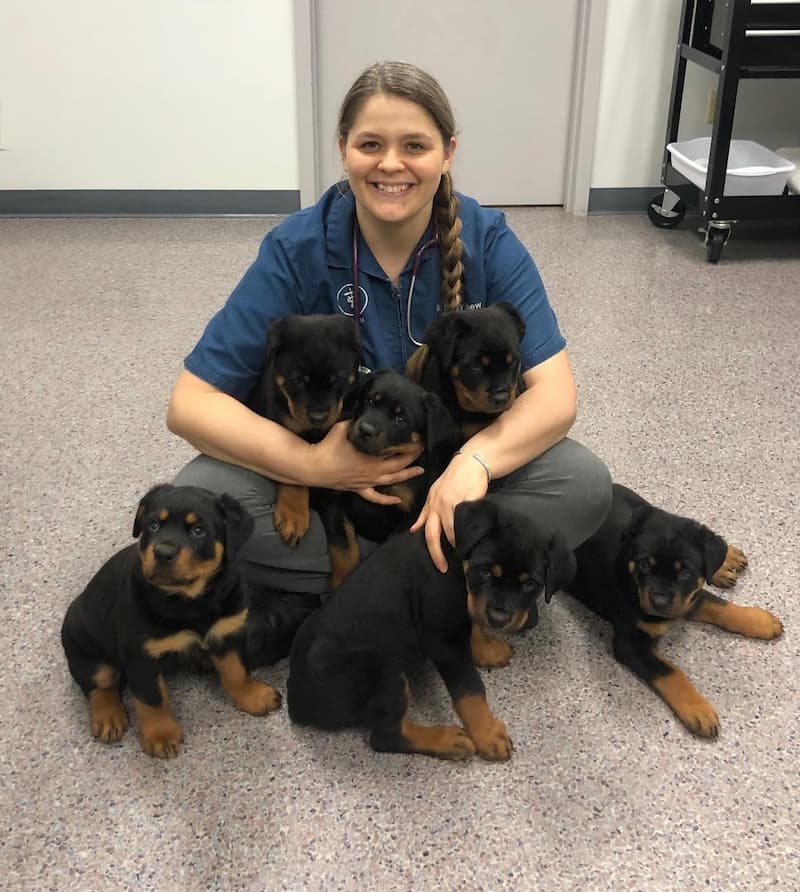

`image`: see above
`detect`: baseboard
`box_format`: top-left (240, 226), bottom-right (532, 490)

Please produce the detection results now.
top-left (0, 189), bottom-right (301, 216)
top-left (588, 187), bottom-right (659, 214)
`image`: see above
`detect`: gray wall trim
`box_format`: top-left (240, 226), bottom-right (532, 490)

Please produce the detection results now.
top-left (588, 187), bottom-right (657, 214)
top-left (0, 190), bottom-right (301, 216)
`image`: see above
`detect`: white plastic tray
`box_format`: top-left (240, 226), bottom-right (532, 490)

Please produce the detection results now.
top-left (667, 138), bottom-right (796, 196)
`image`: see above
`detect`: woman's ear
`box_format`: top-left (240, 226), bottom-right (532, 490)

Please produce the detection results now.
top-left (442, 136), bottom-right (456, 174)
top-left (338, 135), bottom-right (348, 171)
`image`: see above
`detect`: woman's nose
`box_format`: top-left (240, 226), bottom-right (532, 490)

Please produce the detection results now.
top-left (378, 148), bottom-right (404, 171)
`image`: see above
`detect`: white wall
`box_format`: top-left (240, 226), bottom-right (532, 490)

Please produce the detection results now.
top-left (0, 0), bottom-right (297, 189)
top-left (592, 0), bottom-right (800, 189)
top-left (2, 0), bottom-right (798, 195)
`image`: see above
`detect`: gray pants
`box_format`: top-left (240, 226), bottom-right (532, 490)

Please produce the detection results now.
top-left (173, 437), bottom-right (612, 595)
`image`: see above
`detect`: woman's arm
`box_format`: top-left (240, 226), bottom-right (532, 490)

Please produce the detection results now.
top-left (167, 369), bottom-right (422, 494)
top-left (411, 349), bottom-right (577, 571)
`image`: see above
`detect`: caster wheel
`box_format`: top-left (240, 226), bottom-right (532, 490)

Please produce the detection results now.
top-left (647, 190), bottom-right (686, 229)
top-left (705, 226), bottom-right (730, 263)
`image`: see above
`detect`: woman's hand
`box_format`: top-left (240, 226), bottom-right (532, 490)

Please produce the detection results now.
top-left (410, 452), bottom-right (490, 573)
top-left (310, 421), bottom-right (424, 502)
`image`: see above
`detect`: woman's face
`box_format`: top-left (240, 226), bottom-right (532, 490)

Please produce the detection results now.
top-left (340, 93), bottom-right (456, 233)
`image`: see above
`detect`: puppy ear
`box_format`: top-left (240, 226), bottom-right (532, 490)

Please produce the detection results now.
top-left (453, 499), bottom-right (496, 558)
top-left (265, 316), bottom-right (289, 370)
top-left (417, 314), bottom-right (463, 394)
top-left (544, 531), bottom-right (576, 603)
top-left (422, 391), bottom-right (459, 455)
top-left (216, 493), bottom-right (255, 560)
top-left (697, 523), bottom-right (730, 583)
top-left (133, 484), bottom-right (174, 538)
top-left (493, 301), bottom-right (526, 341)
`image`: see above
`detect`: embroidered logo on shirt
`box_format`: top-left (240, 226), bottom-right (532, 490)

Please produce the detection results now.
top-left (336, 284), bottom-right (369, 318)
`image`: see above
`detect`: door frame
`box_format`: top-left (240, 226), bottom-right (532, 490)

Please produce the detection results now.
top-left (293, 0), bottom-right (607, 215)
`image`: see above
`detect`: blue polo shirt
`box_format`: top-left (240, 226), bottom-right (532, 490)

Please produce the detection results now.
top-left (185, 184), bottom-right (566, 401)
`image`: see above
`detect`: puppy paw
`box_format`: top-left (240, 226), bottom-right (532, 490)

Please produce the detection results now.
top-left (472, 635), bottom-right (514, 669)
top-left (712, 546), bottom-right (748, 588)
top-left (140, 720), bottom-right (183, 759)
top-left (233, 680), bottom-right (282, 716)
top-left (274, 510), bottom-right (309, 548)
top-left (89, 691), bottom-right (129, 743)
top-left (736, 606), bottom-right (784, 640)
top-left (434, 726), bottom-right (478, 761)
top-left (470, 719), bottom-right (513, 762)
top-left (676, 697), bottom-right (720, 740)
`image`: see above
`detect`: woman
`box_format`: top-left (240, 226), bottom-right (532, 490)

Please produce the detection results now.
top-left (167, 61), bottom-right (611, 592)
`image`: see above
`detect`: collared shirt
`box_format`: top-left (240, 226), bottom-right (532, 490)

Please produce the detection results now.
top-left (185, 183), bottom-right (566, 401)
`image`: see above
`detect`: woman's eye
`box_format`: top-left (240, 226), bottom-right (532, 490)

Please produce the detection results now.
top-left (406, 142), bottom-right (426, 152)
top-left (360, 141), bottom-right (380, 151)
top-left (147, 520), bottom-right (160, 532)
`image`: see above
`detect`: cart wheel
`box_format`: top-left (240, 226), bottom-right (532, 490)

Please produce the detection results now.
top-left (647, 190), bottom-right (686, 229)
top-left (705, 225), bottom-right (730, 263)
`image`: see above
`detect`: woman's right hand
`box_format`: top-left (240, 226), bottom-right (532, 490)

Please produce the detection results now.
top-left (310, 421), bottom-right (424, 505)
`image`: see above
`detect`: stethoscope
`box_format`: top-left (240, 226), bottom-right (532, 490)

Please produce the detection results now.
top-left (351, 215), bottom-right (440, 347)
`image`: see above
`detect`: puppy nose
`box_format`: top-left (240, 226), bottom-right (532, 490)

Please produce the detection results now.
top-left (356, 420), bottom-right (378, 440)
top-left (489, 387), bottom-right (510, 405)
top-left (308, 409), bottom-right (329, 425)
top-left (154, 542), bottom-right (179, 563)
top-left (650, 592), bottom-right (672, 610)
top-left (487, 607), bottom-right (512, 629)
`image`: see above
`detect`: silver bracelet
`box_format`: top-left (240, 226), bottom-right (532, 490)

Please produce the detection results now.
top-left (455, 449), bottom-right (493, 484)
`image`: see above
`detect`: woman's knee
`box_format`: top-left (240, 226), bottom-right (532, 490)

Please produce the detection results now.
top-left (493, 438), bottom-right (612, 548)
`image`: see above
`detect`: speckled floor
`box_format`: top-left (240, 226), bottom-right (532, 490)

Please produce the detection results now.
top-left (1, 209), bottom-right (798, 891)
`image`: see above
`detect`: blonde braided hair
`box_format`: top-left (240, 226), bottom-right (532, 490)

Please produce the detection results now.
top-left (338, 61), bottom-right (466, 312)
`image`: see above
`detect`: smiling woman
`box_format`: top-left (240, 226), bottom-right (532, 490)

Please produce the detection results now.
top-left (166, 60), bottom-right (612, 622)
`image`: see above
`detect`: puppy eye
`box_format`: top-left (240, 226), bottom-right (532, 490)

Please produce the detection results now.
top-left (637, 558), bottom-right (651, 574)
top-left (147, 520), bottom-right (160, 532)
top-left (478, 566), bottom-right (491, 581)
top-left (190, 525), bottom-right (207, 538)
top-left (678, 568), bottom-right (692, 581)
top-left (469, 361), bottom-right (482, 372)
top-left (366, 395), bottom-right (377, 407)
top-left (393, 414), bottom-right (407, 425)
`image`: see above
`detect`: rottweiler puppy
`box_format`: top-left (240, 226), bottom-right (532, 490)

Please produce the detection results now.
top-left (287, 496), bottom-right (575, 761)
top-left (563, 483), bottom-right (784, 739)
top-left (406, 303), bottom-right (527, 440)
top-left (61, 484), bottom-right (281, 758)
top-left (248, 314), bottom-right (362, 547)
top-left (316, 370), bottom-right (461, 587)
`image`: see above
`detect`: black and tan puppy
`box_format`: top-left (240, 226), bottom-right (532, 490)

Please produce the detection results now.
top-left (287, 496), bottom-right (575, 760)
top-left (406, 303), bottom-right (526, 440)
top-left (247, 314), bottom-right (361, 547)
top-left (317, 370), bottom-right (461, 587)
top-left (563, 483), bottom-right (784, 739)
top-left (61, 484), bottom-right (281, 758)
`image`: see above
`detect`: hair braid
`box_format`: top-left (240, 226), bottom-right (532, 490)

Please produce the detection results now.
top-left (434, 172), bottom-right (464, 312)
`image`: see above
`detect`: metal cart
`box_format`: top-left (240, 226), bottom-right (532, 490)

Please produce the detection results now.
top-left (647, 0), bottom-right (800, 262)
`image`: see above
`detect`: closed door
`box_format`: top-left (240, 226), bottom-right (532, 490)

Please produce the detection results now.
top-left (313, 0), bottom-right (580, 205)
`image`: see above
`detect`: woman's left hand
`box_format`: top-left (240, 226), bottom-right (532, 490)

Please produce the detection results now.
top-left (410, 452), bottom-right (490, 573)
